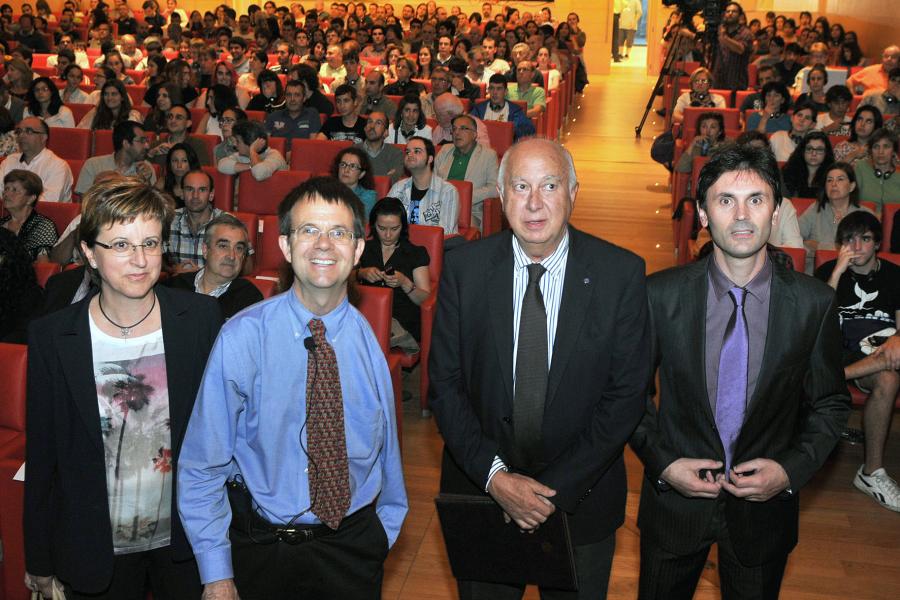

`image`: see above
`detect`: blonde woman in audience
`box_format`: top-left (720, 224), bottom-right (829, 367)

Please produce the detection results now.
top-left (672, 67), bottom-right (726, 125)
top-left (5, 58), bottom-right (34, 100)
top-left (78, 79), bottom-right (143, 129)
top-left (61, 63), bottom-right (92, 104)
top-left (23, 77), bottom-right (75, 128)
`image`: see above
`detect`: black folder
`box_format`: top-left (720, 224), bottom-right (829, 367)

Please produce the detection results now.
top-left (434, 493), bottom-right (577, 590)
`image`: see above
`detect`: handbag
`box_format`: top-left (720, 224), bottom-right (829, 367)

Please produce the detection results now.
top-left (30, 577), bottom-right (66, 600)
top-left (650, 131), bottom-right (675, 170)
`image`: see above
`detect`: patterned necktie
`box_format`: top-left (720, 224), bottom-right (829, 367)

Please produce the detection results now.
top-left (306, 318), bottom-right (350, 529)
top-left (716, 287), bottom-right (749, 475)
top-left (513, 263), bottom-right (548, 469)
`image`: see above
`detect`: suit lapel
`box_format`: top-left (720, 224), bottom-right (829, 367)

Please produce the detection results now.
top-left (58, 295), bottom-right (104, 452)
top-left (487, 233), bottom-right (515, 405)
top-left (157, 287), bottom-right (198, 457)
top-left (680, 257), bottom-right (717, 427)
top-left (745, 262), bottom-right (795, 417)
top-left (546, 229), bottom-right (593, 407)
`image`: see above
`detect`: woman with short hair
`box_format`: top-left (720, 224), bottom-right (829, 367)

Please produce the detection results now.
top-left (0, 169), bottom-right (56, 261)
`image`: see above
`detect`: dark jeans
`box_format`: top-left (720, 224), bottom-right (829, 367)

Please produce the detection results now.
top-left (638, 502), bottom-right (788, 600)
top-left (457, 531), bottom-right (616, 600)
top-left (232, 505), bottom-right (389, 600)
top-left (64, 545), bottom-right (201, 600)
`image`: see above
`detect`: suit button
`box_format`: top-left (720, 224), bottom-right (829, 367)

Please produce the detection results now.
top-left (502, 416), bottom-right (511, 424)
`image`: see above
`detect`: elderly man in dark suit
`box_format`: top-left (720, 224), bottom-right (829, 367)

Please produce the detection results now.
top-left (630, 145), bottom-right (850, 599)
top-left (430, 137), bottom-right (651, 599)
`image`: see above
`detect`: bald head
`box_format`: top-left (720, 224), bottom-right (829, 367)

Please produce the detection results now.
top-left (434, 94), bottom-right (464, 128)
top-left (499, 138), bottom-right (578, 196)
top-left (883, 45), bottom-right (900, 71)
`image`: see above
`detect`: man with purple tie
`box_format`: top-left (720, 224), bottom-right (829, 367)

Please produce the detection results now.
top-left (630, 145), bottom-right (850, 599)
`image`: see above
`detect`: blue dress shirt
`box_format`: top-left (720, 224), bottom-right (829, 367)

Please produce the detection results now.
top-left (177, 290), bottom-right (407, 585)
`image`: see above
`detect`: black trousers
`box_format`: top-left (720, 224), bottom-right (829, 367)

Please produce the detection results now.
top-left (232, 505), bottom-right (389, 600)
top-left (611, 13), bottom-right (622, 59)
top-left (64, 545), bottom-right (201, 600)
top-left (638, 503), bottom-right (788, 600)
top-left (457, 531), bottom-right (616, 600)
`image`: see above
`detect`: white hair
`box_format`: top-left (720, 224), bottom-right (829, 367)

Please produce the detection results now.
top-left (497, 138), bottom-right (578, 196)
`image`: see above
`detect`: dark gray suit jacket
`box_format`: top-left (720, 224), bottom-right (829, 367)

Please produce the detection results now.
top-left (630, 255), bottom-right (850, 565)
top-left (429, 227), bottom-right (651, 545)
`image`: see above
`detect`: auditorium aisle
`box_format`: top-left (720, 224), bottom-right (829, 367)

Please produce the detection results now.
top-left (383, 66), bottom-right (900, 600)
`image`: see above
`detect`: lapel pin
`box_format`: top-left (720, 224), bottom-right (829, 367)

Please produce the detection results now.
top-left (583, 277), bottom-right (590, 285)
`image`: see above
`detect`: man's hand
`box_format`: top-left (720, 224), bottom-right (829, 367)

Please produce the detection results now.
top-left (250, 138), bottom-right (267, 155)
top-left (719, 458), bottom-right (790, 501)
top-left (873, 335), bottom-right (900, 371)
top-left (171, 260), bottom-right (200, 274)
top-left (660, 458), bottom-right (723, 498)
top-left (24, 572), bottom-right (55, 598)
top-left (202, 579), bottom-right (241, 600)
top-left (487, 470), bottom-right (556, 530)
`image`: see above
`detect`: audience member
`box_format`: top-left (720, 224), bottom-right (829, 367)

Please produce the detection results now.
top-left (432, 113), bottom-right (499, 230)
top-left (357, 196), bottom-right (431, 353)
top-left (816, 85), bottom-right (853, 135)
top-left (712, 2), bottom-right (753, 91)
top-left (148, 103), bottom-right (212, 167)
top-left (0, 227), bottom-right (43, 342)
top-left (245, 70), bottom-right (285, 112)
top-left (746, 81), bottom-right (792, 133)
top-left (0, 169), bottom-right (56, 260)
top-left (847, 45), bottom-right (900, 95)
top-left (854, 129), bottom-right (900, 209)
top-left (165, 168), bottom-right (227, 273)
top-left (22, 77), bottom-right (75, 127)
top-left (431, 93), bottom-right (490, 147)
top-left (506, 60), bottom-right (546, 119)
top-left (387, 93), bottom-right (433, 144)
top-left (770, 101), bottom-right (818, 161)
top-left (387, 136), bottom-right (459, 234)
top-left (265, 79), bottom-right (322, 147)
top-left (331, 146), bottom-right (377, 215)
top-left (470, 73), bottom-right (536, 142)
top-left (794, 63), bottom-right (829, 112)
top-left (77, 79), bottom-right (143, 129)
top-left (75, 120), bottom-right (157, 195)
top-left (166, 212), bottom-right (262, 319)
top-left (675, 112), bottom-right (728, 175)
top-left (0, 117), bottom-right (73, 202)
top-left (775, 42), bottom-right (805, 86)
top-left (217, 119), bottom-right (287, 180)
top-left (363, 70), bottom-right (397, 120)
top-left (156, 142), bottom-right (200, 208)
top-left (317, 83), bottom-right (366, 143)
top-left (355, 110), bottom-right (405, 183)
top-left (814, 211), bottom-right (900, 513)
top-left (860, 67), bottom-right (900, 119)
top-left (781, 131), bottom-right (834, 198)
top-left (834, 105), bottom-right (883, 163)
top-left (383, 56), bottom-right (425, 96)
top-left (799, 162), bottom-right (876, 270)
top-left (673, 67), bottom-right (727, 125)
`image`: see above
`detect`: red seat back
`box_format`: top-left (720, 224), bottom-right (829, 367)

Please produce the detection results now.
top-left (36, 201), bottom-right (80, 235)
top-left (775, 246), bottom-right (806, 272)
top-left (681, 107), bottom-right (741, 137)
top-left (355, 285), bottom-right (393, 357)
top-left (47, 127), bottom-right (91, 160)
top-left (232, 211), bottom-right (260, 253)
top-left (33, 261), bottom-right (62, 287)
top-left (0, 343), bottom-right (27, 432)
top-left (791, 197), bottom-right (817, 216)
top-left (253, 214), bottom-right (286, 277)
top-left (373, 175), bottom-right (390, 200)
top-left (237, 170), bottom-right (311, 214)
top-left (407, 224), bottom-right (443, 288)
top-left (248, 276), bottom-right (277, 299)
top-left (447, 179), bottom-right (473, 230)
top-left (202, 166), bottom-right (235, 212)
top-left (66, 102), bottom-right (95, 125)
top-left (289, 138), bottom-right (352, 174)
top-left (482, 119), bottom-right (513, 159)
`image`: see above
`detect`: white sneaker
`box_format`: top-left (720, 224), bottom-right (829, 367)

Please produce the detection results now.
top-left (853, 466), bottom-right (900, 512)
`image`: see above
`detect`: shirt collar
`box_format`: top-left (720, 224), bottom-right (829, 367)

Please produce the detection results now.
top-left (286, 287), bottom-right (351, 344)
top-left (193, 268), bottom-right (232, 297)
top-left (453, 144), bottom-right (475, 158)
top-left (708, 252), bottom-right (772, 304)
top-left (512, 229), bottom-right (569, 278)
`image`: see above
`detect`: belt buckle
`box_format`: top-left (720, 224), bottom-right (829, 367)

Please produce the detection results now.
top-left (276, 527), bottom-right (314, 545)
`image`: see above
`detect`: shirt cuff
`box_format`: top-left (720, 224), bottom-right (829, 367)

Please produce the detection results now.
top-left (195, 546), bottom-right (234, 585)
top-left (485, 455), bottom-right (508, 492)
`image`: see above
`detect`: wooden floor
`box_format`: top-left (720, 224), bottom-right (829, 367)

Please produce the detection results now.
top-left (382, 65), bottom-right (900, 600)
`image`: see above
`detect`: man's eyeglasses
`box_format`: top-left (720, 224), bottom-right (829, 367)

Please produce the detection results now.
top-left (289, 225), bottom-right (357, 244)
top-left (94, 239), bottom-right (163, 256)
top-left (450, 125), bottom-right (476, 133)
top-left (14, 127), bottom-right (44, 136)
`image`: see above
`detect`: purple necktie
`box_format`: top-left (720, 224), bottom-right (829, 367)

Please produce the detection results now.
top-left (716, 287), bottom-right (748, 475)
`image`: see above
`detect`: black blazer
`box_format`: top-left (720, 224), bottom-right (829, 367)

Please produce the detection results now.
top-left (165, 273), bottom-right (264, 319)
top-left (41, 266), bottom-right (92, 316)
top-left (24, 286), bottom-right (222, 593)
top-left (429, 227), bottom-right (651, 545)
top-left (629, 256), bottom-right (850, 566)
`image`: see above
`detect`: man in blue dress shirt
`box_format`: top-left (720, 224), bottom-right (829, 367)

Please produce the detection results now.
top-left (178, 176), bottom-right (407, 599)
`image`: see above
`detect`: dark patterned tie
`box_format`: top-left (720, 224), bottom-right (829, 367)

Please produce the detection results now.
top-left (716, 287), bottom-right (749, 474)
top-left (513, 263), bottom-right (548, 469)
top-left (306, 318), bottom-right (350, 529)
